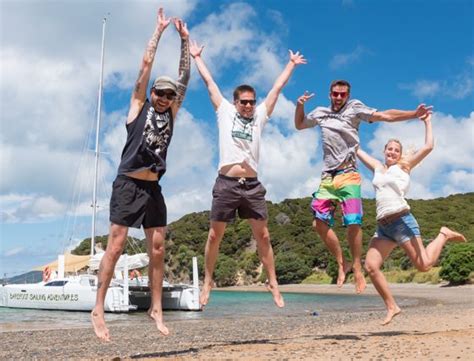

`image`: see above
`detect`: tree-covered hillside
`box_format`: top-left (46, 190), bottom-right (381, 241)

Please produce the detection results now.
top-left (73, 193), bottom-right (474, 285)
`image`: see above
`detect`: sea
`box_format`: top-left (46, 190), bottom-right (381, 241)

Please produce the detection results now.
top-left (0, 290), bottom-right (417, 332)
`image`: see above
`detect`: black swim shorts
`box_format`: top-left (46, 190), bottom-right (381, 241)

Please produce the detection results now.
top-left (109, 175), bottom-right (166, 228)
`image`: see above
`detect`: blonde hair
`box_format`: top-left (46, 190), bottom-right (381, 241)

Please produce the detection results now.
top-left (384, 138), bottom-right (416, 173)
top-left (384, 139), bottom-right (411, 172)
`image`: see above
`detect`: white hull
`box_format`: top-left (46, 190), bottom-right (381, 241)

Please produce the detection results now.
top-left (1, 276), bottom-right (200, 312)
top-left (0, 275), bottom-right (132, 312)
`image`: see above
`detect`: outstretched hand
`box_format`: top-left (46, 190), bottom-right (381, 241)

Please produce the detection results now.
top-left (414, 103), bottom-right (433, 118)
top-left (157, 8), bottom-right (171, 31)
top-left (173, 18), bottom-right (189, 39)
top-left (297, 91), bottom-right (315, 105)
top-left (289, 50), bottom-right (307, 66)
top-left (189, 39), bottom-right (204, 58)
top-left (419, 112), bottom-right (432, 123)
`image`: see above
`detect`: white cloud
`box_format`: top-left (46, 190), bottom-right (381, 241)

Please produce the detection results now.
top-left (1, 195), bottom-right (65, 223)
top-left (364, 111), bottom-right (474, 199)
top-left (399, 80), bottom-right (441, 99)
top-left (190, 3), bottom-right (288, 95)
top-left (448, 73), bottom-right (474, 100)
top-left (399, 57), bottom-right (474, 100)
top-left (442, 170), bottom-right (474, 195)
top-left (330, 45), bottom-right (370, 69)
top-left (161, 108), bottom-right (216, 221)
top-left (4, 247), bottom-right (25, 257)
top-left (260, 122), bottom-right (321, 201)
top-left (0, 1), bottom-right (198, 225)
top-left (269, 93), bottom-right (299, 130)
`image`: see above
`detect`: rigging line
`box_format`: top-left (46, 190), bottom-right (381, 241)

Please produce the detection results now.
top-left (58, 108), bottom-right (97, 253)
top-left (66, 114), bottom-right (97, 248)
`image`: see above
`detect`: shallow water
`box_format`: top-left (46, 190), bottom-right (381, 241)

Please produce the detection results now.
top-left (0, 290), bottom-right (417, 332)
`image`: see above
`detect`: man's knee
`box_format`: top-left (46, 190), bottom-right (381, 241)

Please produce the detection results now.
top-left (347, 223), bottom-right (362, 235)
top-left (107, 225), bottom-right (128, 258)
top-left (256, 229), bottom-right (270, 244)
top-left (150, 242), bottom-right (165, 258)
top-left (207, 229), bottom-right (222, 245)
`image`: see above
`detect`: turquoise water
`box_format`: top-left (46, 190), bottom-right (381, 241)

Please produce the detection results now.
top-left (0, 290), bottom-right (408, 331)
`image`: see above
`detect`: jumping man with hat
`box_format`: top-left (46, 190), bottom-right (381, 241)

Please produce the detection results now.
top-left (91, 8), bottom-right (190, 341)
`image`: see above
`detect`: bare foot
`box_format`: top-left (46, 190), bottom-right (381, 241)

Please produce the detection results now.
top-left (148, 308), bottom-right (169, 336)
top-left (353, 270), bottom-right (367, 294)
top-left (381, 306), bottom-right (401, 325)
top-left (200, 281), bottom-right (213, 309)
top-left (265, 281), bottom-right (285, 308)
top-left (91, 309), bottom-right (110, 342)
top-left (440, 226), bottom-right (466, 243)
top-left (336, 260), bottom-right (353, 288)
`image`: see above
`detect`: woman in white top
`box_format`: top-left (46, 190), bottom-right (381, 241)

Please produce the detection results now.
top-left (357, 112), bottom-right (466, 325)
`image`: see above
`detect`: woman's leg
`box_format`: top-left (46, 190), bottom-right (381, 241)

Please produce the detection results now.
top-left (364, 237), bottom-right (399, 325)
top-left (402, 227), bottom-right (466, 272)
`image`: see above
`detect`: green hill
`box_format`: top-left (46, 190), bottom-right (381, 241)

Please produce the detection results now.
top-left (73, 192), bottom-right (474, 285)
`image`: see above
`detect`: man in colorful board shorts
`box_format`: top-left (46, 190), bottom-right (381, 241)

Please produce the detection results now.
top-left (294, 79), bottom-right (432, 293)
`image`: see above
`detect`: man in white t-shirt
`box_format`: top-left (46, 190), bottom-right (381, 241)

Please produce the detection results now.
top-left (190, 40), bottom-right (306, 308)
top-left (294, 80), bottom-right (432, 294)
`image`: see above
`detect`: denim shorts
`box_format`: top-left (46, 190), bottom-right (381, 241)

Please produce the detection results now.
top-left (374, 212), bottom-right (421, 245)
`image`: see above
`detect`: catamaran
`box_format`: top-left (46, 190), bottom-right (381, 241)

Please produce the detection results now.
top-left (0, 17), bottom-right (200, 313)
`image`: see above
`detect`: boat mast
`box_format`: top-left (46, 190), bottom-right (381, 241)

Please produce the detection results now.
top-left (91, 17), bottom-right (107, 257)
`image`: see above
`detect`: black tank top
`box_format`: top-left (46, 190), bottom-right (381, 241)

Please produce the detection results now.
top-left (117, 100), bottom-right (174, 178)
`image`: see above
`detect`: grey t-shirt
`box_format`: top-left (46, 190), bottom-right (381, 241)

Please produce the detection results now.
top-left (304, 99), bottom-right (376, 172)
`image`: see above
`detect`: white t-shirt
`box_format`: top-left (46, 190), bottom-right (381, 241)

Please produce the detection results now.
top-left (216, 99), bottom-right (268, 173)
top-left (373, 164), bottom-right (410, 220)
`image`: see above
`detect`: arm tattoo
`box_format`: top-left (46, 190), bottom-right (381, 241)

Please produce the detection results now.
top-left (134, 69), bottom-right (144, 94)
top-left (145, 30), bottom-right (162, 62)
top-left (133, 29), bottom-right (162, 96)
top-left (175, 37), bottom-right (190, 108)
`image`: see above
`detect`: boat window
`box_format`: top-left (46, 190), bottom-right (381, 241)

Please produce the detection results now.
top-left (45, 280), bottom-right (69, 287)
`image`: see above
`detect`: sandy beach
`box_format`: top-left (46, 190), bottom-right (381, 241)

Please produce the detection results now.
top-left (1, 283), bottom-right (473, 360)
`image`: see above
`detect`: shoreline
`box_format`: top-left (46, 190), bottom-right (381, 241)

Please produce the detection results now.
top-left (1, 283), bottom-right (473, 360)
top-left (220, 282), bottom-right (473, 304)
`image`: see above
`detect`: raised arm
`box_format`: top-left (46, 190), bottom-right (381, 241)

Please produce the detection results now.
top-left (189, 40), bottom-right (223, 110)
top-left (127, 8), bottom-right (170, 123)
top-left (171, 18), bottom-right (190, 117)
top-left (406, 113), bottom-right (434, 170)
top-left (356, 147), bottom-right (383, 173)
top-left (265, 50), bottom-right (306, 116)
top-left (294, 91), bottom-right (315, 130)
top-left (369, 103), bottom-right (433, 123)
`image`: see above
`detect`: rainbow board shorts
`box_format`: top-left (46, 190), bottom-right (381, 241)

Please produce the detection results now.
top-left (311, 169), bottom-right (363, 227)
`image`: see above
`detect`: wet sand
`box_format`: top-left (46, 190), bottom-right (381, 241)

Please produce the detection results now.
top-left (1, 283), bottom-right (473, 360)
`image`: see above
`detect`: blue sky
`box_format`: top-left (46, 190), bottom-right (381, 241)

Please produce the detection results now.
top-left (1, 0), bottom-right (473, 277)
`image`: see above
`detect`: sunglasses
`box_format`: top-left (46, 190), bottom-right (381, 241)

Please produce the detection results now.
top-left (154, 89), bottom-right (176, 100)
top-left (331, 91), bottom-right (348, 98)
top-left (238, 99), bottom-right (257, 106)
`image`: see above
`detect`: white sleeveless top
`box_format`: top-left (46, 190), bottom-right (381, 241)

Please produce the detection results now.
top-left (372, 164), bottom-right (410, 220)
